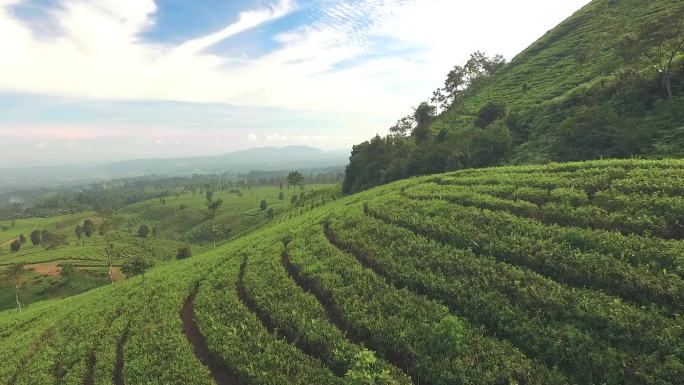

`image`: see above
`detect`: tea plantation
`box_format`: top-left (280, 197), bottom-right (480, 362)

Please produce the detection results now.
top-left (1, 159), bottom-right (683, 385)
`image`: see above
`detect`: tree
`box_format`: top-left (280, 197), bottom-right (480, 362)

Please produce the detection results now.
top-left (5, 263), bottom-right (25, 312)
top-left (98, 210), bottom-right (120, 283)
top-left (206, 198), bottom-right (224, 249)
top-left (287, 171), bottom-right (304, 189)
top-left (260, 199), bottom-right (268, 210)
top-left (121, 258), bottom-right (154, 280)
top-left (137, 224), bottom-right (149, 238)
top-left (83, 219), bottom-right (95, 240)
top-left (75, 224), bottom-right (84, 245)
top-left (176, 246), bottom-right (192, 260)
top-left (278, 191), bottom-right (285, 200)
top-left (431, 51), bottom-right (506, 108)
top-left (205, 190), bottom-right (214, 204)
top-left (30, 230), bottom-right (41, 246)
top-left (10, 239), bottom-right (21, 252)
top-left (388, 115), bottom-right (415, 138)
top-left (411, 102), bottom-right (436, 142)
top-left (18, 234), bottom-right (26, 244)
top-left (41, 231), bottom-right (67, 249)
top-left (638, 7), bottom-right (684, 99)
top-left (474, 102), bottom-right (507, 128)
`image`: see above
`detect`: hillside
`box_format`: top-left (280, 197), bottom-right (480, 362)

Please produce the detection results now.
top-left (2, 159), bottom-right (683, 385)
top-left (0, 182), bottom-right (339, 311)
top-left (343, 0), bottom-right (684, 193)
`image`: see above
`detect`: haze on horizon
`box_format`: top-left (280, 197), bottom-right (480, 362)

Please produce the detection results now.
top-left (0, 0), bottom-right (590, 167)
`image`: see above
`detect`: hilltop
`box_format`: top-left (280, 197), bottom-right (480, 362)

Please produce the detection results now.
top-left (343, 0), bottom-right (684, 193)
top-left (1, 159), bottom-right (683, 384)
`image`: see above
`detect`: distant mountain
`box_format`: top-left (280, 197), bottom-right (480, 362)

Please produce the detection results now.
top-left (0, 146), bottom-right (349, 189)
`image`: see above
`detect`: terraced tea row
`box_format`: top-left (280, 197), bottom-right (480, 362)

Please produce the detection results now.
top-left (1, 159), bottom-right (682, 385)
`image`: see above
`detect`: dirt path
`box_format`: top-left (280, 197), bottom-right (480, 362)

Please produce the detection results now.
top-left (114, 328), bottom-right (129, 385)
top-left (181, 290), bottom-right (239, 385)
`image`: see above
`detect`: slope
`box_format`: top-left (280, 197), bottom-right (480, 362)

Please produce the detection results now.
top-left (1, 159), bottom-right (683, 385)
top-left (343, 0), bottom-right (684, 193)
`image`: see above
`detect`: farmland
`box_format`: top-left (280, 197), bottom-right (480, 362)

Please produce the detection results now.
top-left (1, 159), bottom-right (682, 384)
top-left (0, 183), bottom-right (338, 311)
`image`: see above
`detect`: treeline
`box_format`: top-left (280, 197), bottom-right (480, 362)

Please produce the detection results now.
top-left (343, 52), bottom-right (512, 193)
top-left (343, 2), bottom-right (684, 194)
top-left (0, 170), bottom-right (343, 220)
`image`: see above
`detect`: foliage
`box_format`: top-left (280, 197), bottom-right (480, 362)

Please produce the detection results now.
top-left (10, 239), bottom-right (20, 252)
top-left (137, 224), bottom-right (150, 238)
top-left (176, 246), bottom-right (192, 260)
top-left (344, 0), bottom-right (684, 193)
top-left (120, 258), bottom-right (154, 279)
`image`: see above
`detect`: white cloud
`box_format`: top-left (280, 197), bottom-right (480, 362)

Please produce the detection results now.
top-left (0, 0), bottom-right (591, 131)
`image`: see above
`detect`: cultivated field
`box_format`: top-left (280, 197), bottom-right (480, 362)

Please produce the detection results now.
top-left (1, 160), bottom-right (682, 384)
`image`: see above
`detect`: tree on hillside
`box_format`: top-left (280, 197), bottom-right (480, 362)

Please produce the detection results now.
top-left (260, 199), bottom-right (268, 211)
top-left (137, 224), bottom-right (149, 239)
top-left (10, 239), bottom-right (21, 252)
top-left (412, 102), bottom-right (436, 142)
top-left (98, 210), bottom-right (120, 283)
top-left (206, 198), bottom-right (224, 249)
top-left (176, 246), bottom-right (192, 260)
top-left (205, 190), bottom-right (214, 205)
top-left (431, 51), bottom-right (506, 109)
top-left (83, 219), bottom-right (95, 240)
top-left (41, 231), bottom-right (67, 250)
top-left (638, 7), bottom-right (684, 99)
top-left (287, 171), bottom-right (304, 190)
top-left (75, 224), bottom-right (84, 245)
top-left (389, 115), bottom-right (415, 138)
top-left (5, 263), bottom-right (25, 313)
top-left (121, 257), bottom-right (154, 281)
top-left (19, 234), bottom-right (26, 244)
top-left (474, 102), bottom-right (507, 128)
top-left (29, 230), bottom-right (41, 246)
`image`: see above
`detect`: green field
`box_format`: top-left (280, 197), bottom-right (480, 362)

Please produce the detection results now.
top-left (1, 159), bottom-right (682, 385)
top-left (0, 184), bottom-right (338, 311)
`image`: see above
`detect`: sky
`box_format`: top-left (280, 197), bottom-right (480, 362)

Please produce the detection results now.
top-left (0, 0), bottom-right (591, 167)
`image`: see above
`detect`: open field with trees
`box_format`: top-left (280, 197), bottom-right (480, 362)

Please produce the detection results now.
top-left (0, 171), bottom-right (340, 311)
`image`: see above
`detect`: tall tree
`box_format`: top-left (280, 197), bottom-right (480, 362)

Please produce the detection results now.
top-left (98, 210), bottom-right (120, 283)
top-left (75, 224), bottom-right (84, 245)
top-left (29, 230), bottom-right (41, 246)
top-left (206, 198), bottom-right (224, 249)
top-left (287, 171), bottom-right (304, 190)
top-left (412, 102), bottom-right (436, 142)
top-left (6, 263), bottom-right (25, 313)
top-left (137, 224), bottom-right (149, 239)
top-left (10, 239), bottom-right (21, 252)
top-left (83, 219), bottom-right (95, 241)
top-left (639, 7), bottom-right (684, 99)
top-left (260, 199), bottom-right (268, 211)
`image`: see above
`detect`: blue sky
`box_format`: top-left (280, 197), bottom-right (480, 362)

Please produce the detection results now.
top-left (0, 0), bottom-right (591, 167)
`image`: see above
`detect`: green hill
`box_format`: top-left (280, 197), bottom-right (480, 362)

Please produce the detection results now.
top-left (2, 159), bottom-right (683, 384)
top-left (343, 0), bottom-right (684, 193)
